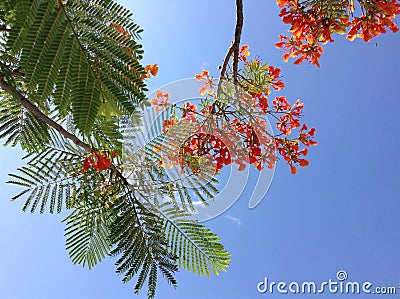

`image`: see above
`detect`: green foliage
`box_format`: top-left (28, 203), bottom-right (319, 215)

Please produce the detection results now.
top-left (109, 193), bottom-right (178, 299)
top-left (159, 202), bottom-right (230, 277)
top-left (65, 206), bottom-right (113, 269)
top-left (64, 170), bottom-right (117, 269)
top-left (7, 126), bottom-right (230, 298)
top-left (7, 0), bottom-right (147, 135)
top-left (7, 141), bottom-right (82, 213)
top-left (0, 93), bottom-right (52, 151)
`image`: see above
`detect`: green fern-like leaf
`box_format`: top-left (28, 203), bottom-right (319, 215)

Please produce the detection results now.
top-left (64, 199), bottom-right (113, 269)
top-left (7, 0), bottom-right (147, 135)
top-left (109, 190), bottom-right (178, 299)
top-left (7, 143), bottom-right (82, 213)
top-left (0, 93), bottom-right (52, 152)
top-left (159, 202), bottom-right (230, 277)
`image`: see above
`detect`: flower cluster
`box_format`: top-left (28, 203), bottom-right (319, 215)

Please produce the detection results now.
top-left (275, 124), bottom-right (316, 174)
top-left (158, 115), bottom-right (275, 174)
top-left (82, 150), bottom-right (117, 174)
top-left (275, 0), bottom-right (400, 66)
top-left (151, 45), bottom-right (317, 175)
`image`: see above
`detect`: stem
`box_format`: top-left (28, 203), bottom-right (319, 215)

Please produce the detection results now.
top-left (217, 0), bottom-right (244, 93)
top-left (232, 0), bottom-right (244, 85)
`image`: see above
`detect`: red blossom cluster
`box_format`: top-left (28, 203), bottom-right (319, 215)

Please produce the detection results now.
top-left (150, 45), bottom-right (317, 175)
top-left (347, 1), bottom-right (400, 41)
top-left (274, 98), bottom-right (303, 136)
top-left (275, 124), bottom-right (316, 174)
top-left (275, 0), bottom-right (400, 67)
top-left (158, 116), bottom-right (275, 173)
top-left (82, 150), bottom-right (117, 174)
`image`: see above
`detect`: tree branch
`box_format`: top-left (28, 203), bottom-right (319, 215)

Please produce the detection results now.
top-left (0, 25), bottom-right (11, 32)
top-left (232, 0), bottom-right (244, 85)
top-left (218, 0), bottom-right (244, 88)
top-left (0, 76), bottom-right (126, 183)
top-left (0, 76), bottom-right (91, 150)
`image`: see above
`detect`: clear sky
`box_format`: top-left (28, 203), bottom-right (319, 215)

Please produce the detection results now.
top-left (1, 1), bottom-right (400, 298)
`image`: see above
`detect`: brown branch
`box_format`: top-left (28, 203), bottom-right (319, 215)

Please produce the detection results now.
top-left (219, 47), bottom-right (234, 84)
top-left (11, 71), bottom-right (25, 77)
top-left (232, 0), bottom-right (244, 85)
top-left (217, 0), bottom-right (244, 92)
top-left (0, 26), bottom-right (10, 32)
top-left (0, 76), bottom-right (127, 183)
top-left (0, 76), bottom-right (91, 150)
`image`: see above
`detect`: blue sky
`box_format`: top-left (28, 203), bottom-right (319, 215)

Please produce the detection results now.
top-left (1, 1), bottom-right (400, 298)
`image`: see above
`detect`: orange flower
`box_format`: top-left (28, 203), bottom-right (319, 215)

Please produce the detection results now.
top-left (145, 64), bottom-right (159, 76)
top-left (195, 70), bottom-right (209, 81)
top-left (153, 145), bottom-right (162, 153)
top-left (142, 64), bottom-right (159, 79)
top-left (150, 89), bottom-right (170, 112)
top-left (239, 45), bottom-right (250, 62)
top-left (195, 70), bottom-right (214, 95)
top-left (276, 0), bottom-right (297, 8)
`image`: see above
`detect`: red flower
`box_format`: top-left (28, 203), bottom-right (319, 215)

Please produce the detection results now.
top-left (162, 119), bottom-right (176, 133)
top-left (268, 66), bottom-right (285, 90)
top-left (81, 149), bottom-right (116, 173)
top-left (272, 96), bottom-right (291, 111)
top-left (93, 151), bottom-right (112, 171)
top-left (252, 93), bottom-right (269, 114)
top-left (299, 124), bottom-right (317, 146)
top-left (182, 102), bottom-right (197, 122)
top-left (82, 157), bottom-right (93, 174)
